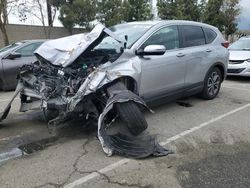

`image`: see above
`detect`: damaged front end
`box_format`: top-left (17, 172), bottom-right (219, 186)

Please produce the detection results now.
top-left (0, 24), bottom-right (171, 159)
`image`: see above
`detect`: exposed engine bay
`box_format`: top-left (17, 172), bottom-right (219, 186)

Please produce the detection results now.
top-left (0, 24), bottom-right (171, 159)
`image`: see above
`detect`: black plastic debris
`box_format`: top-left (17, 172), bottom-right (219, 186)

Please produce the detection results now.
top-left (98, 88), bottom-right (172, 159)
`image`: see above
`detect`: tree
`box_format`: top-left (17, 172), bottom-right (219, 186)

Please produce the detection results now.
top-left (17, 0), bottom-right (57, 38)
top-left (0, 0), bottom-right (9, 45)
top-left (221, 0), bottom-right (240, 40)
top-left (175, 0), bottom-right (200, 21)
top-left (203, 0), bottom-right (224, 31)
top-left (157, 0), bottom-right (177, 20)
top-left (52, 0), bottom-right (97, 33)
top-left (0, 0), bottom-right (17, 46)
top-left (157, 0), bottom-right (200, 21)
top-left (74, 0), bottom-right (97, 29)
top-left (198, 0), bottom-right (207, 22)
top-left (58, 2), bottom-right (75, 34)
top-left (97, 0), bottom-right (123, 27)
top-left (122, 0), bottom-right (151, 22)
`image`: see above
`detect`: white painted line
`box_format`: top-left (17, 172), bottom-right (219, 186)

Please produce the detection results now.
top-left (0, 135), bottom-right (21, 142)
top-left (222, 86), bottom-right (250, 92)
top-left (64, 102), bottom-right (250, 188)
top-left (0, 148), bottom-right (24, 163)
top-left (64, 159), bottom-right (130, 188)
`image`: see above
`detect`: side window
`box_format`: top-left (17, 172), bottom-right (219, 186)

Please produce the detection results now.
top-left (141, 25), bottom-right (179, 50)
top-left (181, 25), bottom-right (206, 47)
top-left (203, 27), bottom-right (217, 44)
top-left (16, 42), bottom-right (43, 57)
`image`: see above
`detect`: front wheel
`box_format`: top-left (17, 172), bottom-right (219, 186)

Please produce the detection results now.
top-left (200, 67), bottom-right (222, 100)
top-left (106, 81), bottom-right (148, 136)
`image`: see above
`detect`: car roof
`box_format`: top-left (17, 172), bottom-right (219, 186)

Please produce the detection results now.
top-left (121, 20), bottom-right (218, 30)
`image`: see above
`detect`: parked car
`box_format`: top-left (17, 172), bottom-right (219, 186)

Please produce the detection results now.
top-left (227, 37), bottom-right (250, 76)
top-left (0, 40), bottom-right (45, 90)
top-left (1, 21), bottom-right (229, 158)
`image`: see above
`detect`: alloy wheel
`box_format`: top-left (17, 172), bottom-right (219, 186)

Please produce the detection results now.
top-left (207, 71), bottom-right (221, 96)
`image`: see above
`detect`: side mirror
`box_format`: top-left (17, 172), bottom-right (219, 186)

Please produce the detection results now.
top-left (136, 45), bottom-right (166, 56)
top-left (6, 52), bottom-right (22, 60)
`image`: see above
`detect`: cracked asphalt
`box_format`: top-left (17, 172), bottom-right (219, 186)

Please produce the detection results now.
top-left (1, 76), bottom-right (250, 188)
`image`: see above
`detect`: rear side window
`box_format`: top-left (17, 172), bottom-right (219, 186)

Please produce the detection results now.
top-left (203, 27), bottom-right (217, 44)
top-left (180, 25), bottom-right (206, 47)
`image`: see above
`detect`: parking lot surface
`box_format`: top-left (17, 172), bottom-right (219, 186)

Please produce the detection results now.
top-left (1, 77), bottom-right (250, 188)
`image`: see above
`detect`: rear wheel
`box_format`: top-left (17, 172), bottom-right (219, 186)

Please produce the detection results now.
top-left (106, 81), bottom-right (148, 136)
top-left (200, 67), bottom-right (222, 100)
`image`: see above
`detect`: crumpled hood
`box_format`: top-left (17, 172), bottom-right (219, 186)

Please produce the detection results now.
top-left (34, 23), bottom-right (125, 67)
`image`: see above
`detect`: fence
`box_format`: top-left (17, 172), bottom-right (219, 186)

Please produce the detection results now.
top-left (0, 24), bottom-right (85, 48)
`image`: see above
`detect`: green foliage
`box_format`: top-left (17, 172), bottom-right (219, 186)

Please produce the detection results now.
top-left (203, 0), bottom-right (224, 31)
top-left (52, 0), bottom-right (97, 33)
top-left (122, 0), bottom-right (151, 22)
top-left (52, 0), bottom-right (240, 37)
top-left (158, 0), bottom-right (199, 21)
top-left (157, 0), bottom-right (176, 20)
top-left (158, 0), bottom-right (240, 36)
top-left (198, 0), bottom-right (207, 22)
top-left (97, 0), bottom-right (123, 27)
top-left (221, 0), bottom-right (240, 39)
top-left (74, 0), bottom-right (97, 29)
top-left (58, 2), bottom-right (76, 33)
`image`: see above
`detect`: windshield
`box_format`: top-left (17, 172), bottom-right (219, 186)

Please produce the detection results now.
top-left (95, 24), bottom-right (152, 52)
top-left (0, 42), bottom-right (25, 53)
top-left (229, 39), bottom-right (250, 51)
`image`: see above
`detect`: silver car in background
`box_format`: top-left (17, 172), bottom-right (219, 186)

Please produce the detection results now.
top-left (228, 37), bottom-right (250, 76)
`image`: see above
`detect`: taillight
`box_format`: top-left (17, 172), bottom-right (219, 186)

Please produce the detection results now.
top-left (221, 41), bottom-right (230, 48)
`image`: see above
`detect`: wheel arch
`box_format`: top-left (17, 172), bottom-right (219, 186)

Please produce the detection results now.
top-left (206, 62), bottom-right (226, 82)
top-left (108, 76), bottom-right (139, 94)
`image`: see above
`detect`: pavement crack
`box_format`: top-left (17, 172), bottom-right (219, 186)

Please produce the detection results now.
top-left (97, 171), bottom-right (150, 188)
top-left (35, 138), bottom-right (92, 188)
top-left (34, 182), bottom-right (60, 188)
top-left (60, 137), bottom-right (92, 187)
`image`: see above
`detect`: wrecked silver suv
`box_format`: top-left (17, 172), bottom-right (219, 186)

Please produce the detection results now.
top-left (0, 21), bottom-right (228, 158)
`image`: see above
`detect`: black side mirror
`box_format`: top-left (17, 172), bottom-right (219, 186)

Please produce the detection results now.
top-left (6, 52), bottom-right (22, 60)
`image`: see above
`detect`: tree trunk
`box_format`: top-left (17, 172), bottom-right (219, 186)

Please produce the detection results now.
top-left (0, 25), bottom-right (9, 46)
top-left (47, 0), bottom-right (53, 27)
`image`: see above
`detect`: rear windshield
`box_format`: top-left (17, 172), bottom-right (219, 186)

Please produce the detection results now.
top-left (229, 39), bottom-right (250, 51)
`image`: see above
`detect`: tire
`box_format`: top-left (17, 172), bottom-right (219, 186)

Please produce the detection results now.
top-left (115, 101), bottom-right (148, 136)
top-left (106, 81), bottom-right (148, 136)
top-left (200, 67), bottom-right (222, 100)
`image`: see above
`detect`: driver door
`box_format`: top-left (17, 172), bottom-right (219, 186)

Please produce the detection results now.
top-left (138, 25), bottom-right (187, 101)
top-left (2, 42), bottom-right (42, 88)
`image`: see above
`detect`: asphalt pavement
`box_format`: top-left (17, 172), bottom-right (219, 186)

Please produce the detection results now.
top-left (1, 76), bottom-right (250, 188)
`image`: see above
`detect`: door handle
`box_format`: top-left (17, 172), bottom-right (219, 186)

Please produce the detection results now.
top-left (176, 53), bottom-right (185, 57)
top-left (206, 49), bottom-right (212, 52)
